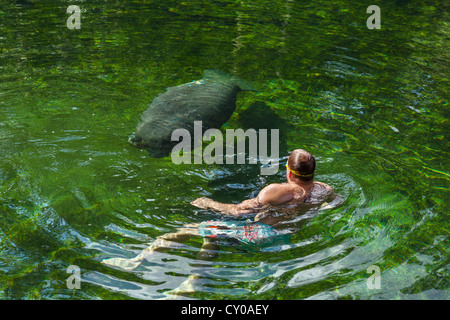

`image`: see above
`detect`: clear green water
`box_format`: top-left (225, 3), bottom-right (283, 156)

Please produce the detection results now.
top-left (0, 0), bottom-right (448, 299)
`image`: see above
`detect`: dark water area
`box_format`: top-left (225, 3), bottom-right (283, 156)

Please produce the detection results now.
top-left (0, 0), bottom-right (448, 299)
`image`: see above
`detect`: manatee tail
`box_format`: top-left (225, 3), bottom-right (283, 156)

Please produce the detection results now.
top-left (204, 69), bottom-right (256, 91)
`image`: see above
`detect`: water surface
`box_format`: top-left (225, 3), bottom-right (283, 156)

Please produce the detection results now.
top-left (0, 0), bottom-right (448, 299)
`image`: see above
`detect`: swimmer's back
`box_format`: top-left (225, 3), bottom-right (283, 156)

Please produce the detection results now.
top-left (258, 181), bottom-right (335, 207)
top-left (254, 181), bottom-right (336, 226)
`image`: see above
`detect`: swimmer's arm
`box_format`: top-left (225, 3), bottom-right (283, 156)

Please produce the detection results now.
top-left (190, 197), bottom-right (260, 216)
top-left (190, 184), bottom-right (293, 216)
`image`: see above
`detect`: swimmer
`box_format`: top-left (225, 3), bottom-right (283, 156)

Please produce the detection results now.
top-left (191, 149), bottom-right (338, 224)
top-left (102, 149), bottom-right (340, 283)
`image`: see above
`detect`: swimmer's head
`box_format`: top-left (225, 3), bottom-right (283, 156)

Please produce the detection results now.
top-left (286, 149), bottom-right (315, 182)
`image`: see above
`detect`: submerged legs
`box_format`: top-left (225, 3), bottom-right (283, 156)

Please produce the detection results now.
top-left (102, 224), bottom-right (219, 270)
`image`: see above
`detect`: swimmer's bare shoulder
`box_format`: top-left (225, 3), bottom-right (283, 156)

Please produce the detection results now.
top-left (257, 183), bottom-right (306, 206)
top-left (259, 181), bottom-right (335, 206)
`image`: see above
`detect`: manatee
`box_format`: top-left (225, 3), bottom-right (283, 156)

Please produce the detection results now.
top-left (129, 69), bottom-right (255, 157)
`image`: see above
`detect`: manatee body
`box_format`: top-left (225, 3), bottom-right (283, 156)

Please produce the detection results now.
top-left (129, 70), bottom-right (255, 157)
